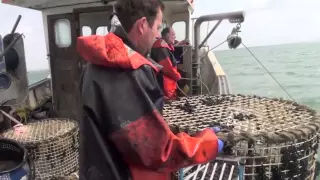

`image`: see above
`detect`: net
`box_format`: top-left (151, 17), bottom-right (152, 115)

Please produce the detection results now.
top-left (164, 94), bottom-right (320, 179)
top-left (2, 118), bottom-right (79, 179)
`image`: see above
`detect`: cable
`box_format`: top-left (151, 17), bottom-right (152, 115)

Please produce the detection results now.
top-left (197, 38), bottom-right (229, 62)
top-left (0, 99), bottom-right (12, 107)
top-left (176, 83), bottom-right (189, 97)
top-left (194, 27), bottom-right (295, 101)
top-left (198, 75), bottom-right (211, 95)
top-left (0, 92), bottom-right (29, 107)
top-left (195, 38), bottom-right (229, 95)
top-left (180, 77), bottom-right (211, 95)
top-left (195, 34), bottom-right (229, 95)
top-left (205, 22), bottom-right (210, 46)
top-left (241, 42), bottom-right (295, 101)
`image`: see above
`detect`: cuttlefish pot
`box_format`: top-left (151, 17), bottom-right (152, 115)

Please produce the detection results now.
top-left (163, 94), bottom-right (320, 180)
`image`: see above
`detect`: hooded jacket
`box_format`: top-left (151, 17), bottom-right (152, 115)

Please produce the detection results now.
top-left (151, 39), bottom-right (181, 100)
top-left (77, 28), bottom-right (219, 180)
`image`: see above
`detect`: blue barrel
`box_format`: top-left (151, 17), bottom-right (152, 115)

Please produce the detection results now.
top-left (0, 138), bottom-right (34, 180)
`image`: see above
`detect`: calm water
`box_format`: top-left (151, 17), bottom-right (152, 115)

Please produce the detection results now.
top-left (215, 42), bottom-right (320, 110)
top-left (27, 70), bottom-right (50, 85)
top-left (28, 42), bottom-right (320, 110)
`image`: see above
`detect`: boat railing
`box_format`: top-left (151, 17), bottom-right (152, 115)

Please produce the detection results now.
top-left (28, 78), bottom-right (50, 90)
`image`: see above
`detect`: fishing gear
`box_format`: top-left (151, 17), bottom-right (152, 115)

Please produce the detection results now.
top-left (2, 119), bottom-right (79, 179)
top-left (227, 23), bottom-right (242, 49)
top-left (200, 21), bottom-right (295, 101)
top-left (164, 94), bottom-right (319, 179)
top-left (0, 138), bottom-right (35, 180)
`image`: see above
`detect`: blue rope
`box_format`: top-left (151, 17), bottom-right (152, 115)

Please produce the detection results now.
top-left (179, 168), bottom-right (184, 180)
top-left (238, 159), bottom-right (245, 180)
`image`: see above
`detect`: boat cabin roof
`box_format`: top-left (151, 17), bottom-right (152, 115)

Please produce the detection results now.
top-left (3, 0), bottom-right (194, 45)
top-left (2, 0), bottom-right (194, 14)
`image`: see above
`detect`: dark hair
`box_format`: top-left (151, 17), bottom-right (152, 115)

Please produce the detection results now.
top-left (115, 0), bottom-right (165, 33)
top-left (161, 27), bottom-right (171, 37)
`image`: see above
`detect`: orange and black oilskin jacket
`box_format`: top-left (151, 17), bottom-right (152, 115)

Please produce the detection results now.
top-left (151, 39), bottom-right (181, 100)
top-left (77, 28), bottom-right (220, 180)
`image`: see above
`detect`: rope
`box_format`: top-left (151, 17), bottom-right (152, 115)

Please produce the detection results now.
top-left (179, 77), bottom-right (211, 95)
top-left (241, 42), bottom-right (295, 101)
top-left (0, 86), bottom-right (29, 107)
top-left (196, 29), bottom-right (295, 102)
top-left (174, 24), bottom-right (318, 144)
top-left (176, 83), bottom-right (189, 97)
top-left (196, 38), bottom-right (229, 62)
top-left (205, 21), bottom-right (210, 46)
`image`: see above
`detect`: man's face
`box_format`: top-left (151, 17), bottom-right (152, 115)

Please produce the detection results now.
top-left (166, 28), bottom-right (176, 45)
top-left (139, 8), bottom-right (163, 53)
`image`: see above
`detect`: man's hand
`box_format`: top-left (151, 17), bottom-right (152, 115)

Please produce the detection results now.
top-left (210, 126), bottom-right (224, 153)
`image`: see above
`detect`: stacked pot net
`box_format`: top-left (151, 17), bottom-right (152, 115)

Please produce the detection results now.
top-left (2, 118), bottom-right (79, 179)
top-left (163, 94), bottom-right (320, 180)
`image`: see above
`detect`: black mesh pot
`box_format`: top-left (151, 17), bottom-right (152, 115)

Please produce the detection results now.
top-left (0, 138), bottom-right (34, 180)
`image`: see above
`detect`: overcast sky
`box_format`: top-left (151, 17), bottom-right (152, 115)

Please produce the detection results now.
top-left (0, 0), bottom-right (320, 71)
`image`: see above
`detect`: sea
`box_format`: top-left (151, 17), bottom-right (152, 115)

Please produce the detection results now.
top-left (214, 41), bottom-right (320, 110)
top-left (28, 41), bottom-right (320, 110)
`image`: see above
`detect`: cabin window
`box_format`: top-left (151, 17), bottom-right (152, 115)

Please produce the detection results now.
top-left (54, 19), bottom-right (72, 48)
top-left (172, 21), bottom-right (186, 41)
top-left (96, 26), bottom-right (109, 36)
top-left (82, 26), bottom-right (92, 36)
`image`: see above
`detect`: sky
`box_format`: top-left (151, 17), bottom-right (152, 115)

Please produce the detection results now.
top-left (194, 0), bottom-right (320, 49)
top-left (0, 0), bottom-right (320, 71)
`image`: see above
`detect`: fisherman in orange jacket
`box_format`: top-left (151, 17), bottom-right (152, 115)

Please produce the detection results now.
top-left (78, 0), bottom-right (224, 180)
top-left (151, 27), bottom-right (183, 100)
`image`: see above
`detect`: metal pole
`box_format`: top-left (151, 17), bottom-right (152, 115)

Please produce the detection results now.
top-left (199, 20), bottom-right (222, 49)
top-left (11, 15), bottom-right (22, 35)
top-left (192, 11), bottom-right (244, 94)
top-left (0, 110), bottom-right (22, 125)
